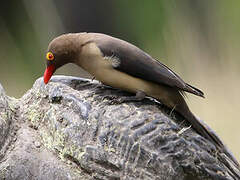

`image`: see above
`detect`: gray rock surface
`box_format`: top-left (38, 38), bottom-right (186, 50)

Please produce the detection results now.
top-left (0, 76), bottom-right (239, 180)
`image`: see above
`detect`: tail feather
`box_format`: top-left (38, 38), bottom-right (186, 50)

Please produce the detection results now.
top-left (187, 111), bottom-right (240, 178)
top-left (177, 101), bottom-right (240, 172)
top-left (163, 86), bottom-right (240, 178)
top-left (184, 83), bottom-right (205, 98)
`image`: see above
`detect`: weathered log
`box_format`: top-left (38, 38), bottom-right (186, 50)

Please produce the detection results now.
top-left (0, 76), bottom-right (239, 180)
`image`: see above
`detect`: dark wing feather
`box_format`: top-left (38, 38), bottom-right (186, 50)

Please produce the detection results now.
top-left (93, 33), bottom-right (204, 97)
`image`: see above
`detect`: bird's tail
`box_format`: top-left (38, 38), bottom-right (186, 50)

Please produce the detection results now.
top-left (176, 100), bottom-right (240, 178)
top-left (184, 83), bottom-right (205, 98)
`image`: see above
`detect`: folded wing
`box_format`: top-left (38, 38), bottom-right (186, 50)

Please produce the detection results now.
top-left (93, 33), bottom-right (204, 97)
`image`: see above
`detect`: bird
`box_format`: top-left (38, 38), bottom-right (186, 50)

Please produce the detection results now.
top-left (43, 32), bottom-right (239, 167)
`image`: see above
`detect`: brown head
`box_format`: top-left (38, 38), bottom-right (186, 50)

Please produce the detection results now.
top-left (43, 34), bottom-right (80, 84)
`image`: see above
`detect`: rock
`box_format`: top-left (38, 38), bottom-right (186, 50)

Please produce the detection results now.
top-left (0, 75), bottom-right (239, 180)
top-left (0, 83), bottom-right (15, 160)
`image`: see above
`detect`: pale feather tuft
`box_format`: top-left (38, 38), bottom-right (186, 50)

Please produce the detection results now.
top-left (103, 55), bottom-right (121, 68)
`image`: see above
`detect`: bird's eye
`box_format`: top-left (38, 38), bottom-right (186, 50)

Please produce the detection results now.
top-left (46, 52), bottom-right (54, 61)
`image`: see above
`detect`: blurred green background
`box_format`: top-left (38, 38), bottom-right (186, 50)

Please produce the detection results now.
top-left (0, 1), bottom-right (239, 160)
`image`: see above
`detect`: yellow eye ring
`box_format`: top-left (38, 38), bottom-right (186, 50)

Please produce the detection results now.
top-left (46, 52), bottom-right (54, 61)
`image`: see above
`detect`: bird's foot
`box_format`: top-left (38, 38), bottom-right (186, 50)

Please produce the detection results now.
top-left (103, 91), bottom-right (146, 105)
top-left (99, 94), bottom-right (119, 104)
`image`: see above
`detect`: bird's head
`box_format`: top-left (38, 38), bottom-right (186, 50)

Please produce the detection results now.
top-left (43, 34), bottom-right (78, 84)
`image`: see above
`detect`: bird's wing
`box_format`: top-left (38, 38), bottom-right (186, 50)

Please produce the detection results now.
top-left (93, 33), bottom-right (204, 97)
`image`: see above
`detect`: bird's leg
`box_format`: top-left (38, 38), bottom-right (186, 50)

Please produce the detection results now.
top-left (119, 90), bottom-right (146, 102)
top-left (109, 90), bottom-right (146, 104)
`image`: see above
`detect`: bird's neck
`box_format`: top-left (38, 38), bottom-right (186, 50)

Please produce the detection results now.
top-left (74, 35), bottom-right (106, 75)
